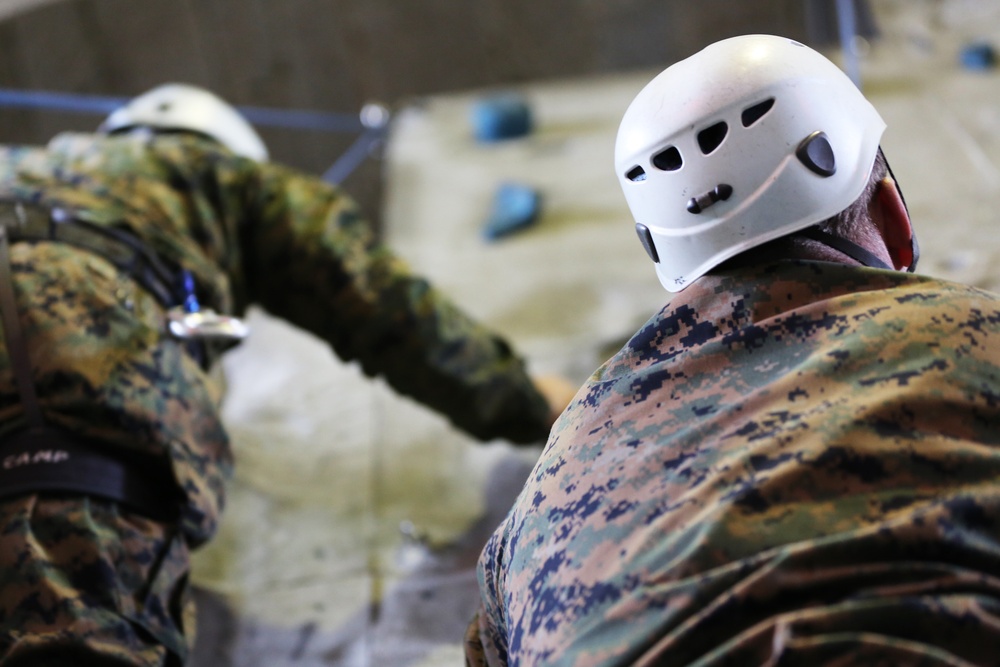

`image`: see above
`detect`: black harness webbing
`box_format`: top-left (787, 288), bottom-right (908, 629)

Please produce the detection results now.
top-left (0, 200), bottom-right (184, 308)
top-left (0, 427), bottom-right (178, 521)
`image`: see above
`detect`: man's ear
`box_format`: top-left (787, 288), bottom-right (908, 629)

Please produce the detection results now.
top-left (872, 177), bottom-right (914, 270)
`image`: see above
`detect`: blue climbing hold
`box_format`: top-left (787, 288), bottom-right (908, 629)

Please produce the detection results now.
top-left (960, 42), bottom-right (997, 70)
top-left (471, 94), bottom-right (533, 142)
top-left (483, 183), bottom-right (541, 241)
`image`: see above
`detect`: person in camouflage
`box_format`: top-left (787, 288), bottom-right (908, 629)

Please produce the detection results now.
top-left (0, 83), bottom-right (573, 666)
top-left (467, 35), bottom-right (1000, 667)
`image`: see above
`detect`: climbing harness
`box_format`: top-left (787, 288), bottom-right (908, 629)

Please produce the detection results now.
top-left (0, 200), bottom-right (238, 518)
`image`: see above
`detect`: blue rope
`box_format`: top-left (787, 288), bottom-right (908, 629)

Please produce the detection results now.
top-left (0, 87), bottom-right (382, 181)
top-left (235, 105), bottom-right (362, 133)
top-left (0, 88), bottom-right (363, 133)
top-left (321, 126), bottom-right (387, 184)
top-left (0, 89), bottom-right (127, 114)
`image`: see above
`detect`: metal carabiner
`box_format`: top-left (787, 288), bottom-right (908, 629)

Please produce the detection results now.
top-left (166, 269), bottom-right (249, 341)
top-left (167, 308), bottom-right (250, 341)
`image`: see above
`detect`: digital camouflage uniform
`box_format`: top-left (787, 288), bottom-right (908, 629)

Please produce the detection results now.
top-left (468, 259), bottom-right (1000, 667)
top-left (0, 131), bottom-right (551, 665)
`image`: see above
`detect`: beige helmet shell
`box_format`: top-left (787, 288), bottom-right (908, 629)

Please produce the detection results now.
top-left (100, 83), bottom-right (269, 162)
top-left (615, 35), bottom-right (885, 292)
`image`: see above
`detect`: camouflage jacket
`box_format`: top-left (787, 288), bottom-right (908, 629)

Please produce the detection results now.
top-left (0, 132), bottom-right (551, 546)
top-left (469, 260), bottom-right (1000, 666)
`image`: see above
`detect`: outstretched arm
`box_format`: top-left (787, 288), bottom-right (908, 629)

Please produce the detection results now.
top-left (240, 163), bottom-right (556, 444)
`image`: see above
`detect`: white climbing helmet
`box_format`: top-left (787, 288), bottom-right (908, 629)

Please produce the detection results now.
top-left (615, 34), bottom-right (886, 292)
top-left (100, 83), bottom-right (269, 161)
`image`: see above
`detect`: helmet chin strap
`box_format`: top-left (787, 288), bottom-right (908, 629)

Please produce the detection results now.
top-left (797, 150), bottom-right (920, 274)
top-left (797, 226), bottom-right (895, 271)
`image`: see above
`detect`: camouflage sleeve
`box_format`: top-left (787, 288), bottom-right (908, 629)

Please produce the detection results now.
top-left (238, 163), bottom-right (551, 444)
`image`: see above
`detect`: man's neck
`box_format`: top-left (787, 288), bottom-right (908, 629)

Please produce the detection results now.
top-left (716, 234), bottom-right (864, 273)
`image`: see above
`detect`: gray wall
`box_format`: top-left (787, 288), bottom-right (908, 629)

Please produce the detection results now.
top-left (0, 0), bottom-right (811, 218)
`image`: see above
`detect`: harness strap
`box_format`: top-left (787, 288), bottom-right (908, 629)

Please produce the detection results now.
top-left (0, 199), bottom-right (213, 368)
top-left (0, 200), bottom-right (184, 308)
top-left (0, 427), bottom-right (178, 521)
top-left (0, 219), bottom-right (43, 428)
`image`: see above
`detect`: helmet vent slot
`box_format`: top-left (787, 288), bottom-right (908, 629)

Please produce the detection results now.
top-left (652, 146), bottom-right (683, 171)
top-left (697, 122), bottom-right (728, 154)
top-left (626, 165), bottom-right (647, 182)
top-left (741, 98), bottom-right (775, 127)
